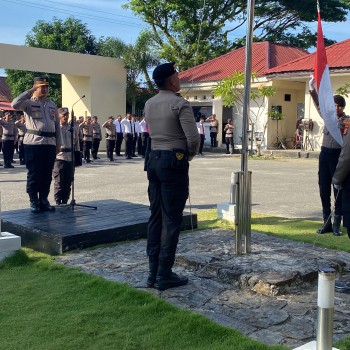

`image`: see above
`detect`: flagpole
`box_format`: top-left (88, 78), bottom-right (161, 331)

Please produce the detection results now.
top-left (235, 0), bottom-right (254, 255)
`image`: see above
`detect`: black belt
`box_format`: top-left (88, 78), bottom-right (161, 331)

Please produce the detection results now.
top-left (4, 134), bottom-right (14, 137)
top-left (27, 129), bottom-right (56, 137)
top-left (60, 148), bottom-right (72, 152)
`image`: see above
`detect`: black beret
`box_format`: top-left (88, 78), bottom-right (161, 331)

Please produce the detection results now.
top-left (34, 76), bottom-right (49, 86)
top-left (152, 62), bottom-right (177, 80)
top-left (333, 95), bottom-right (346, 107)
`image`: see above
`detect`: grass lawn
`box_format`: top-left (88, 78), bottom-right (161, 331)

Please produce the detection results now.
top-left (1, 210), bottom-right (350, 350)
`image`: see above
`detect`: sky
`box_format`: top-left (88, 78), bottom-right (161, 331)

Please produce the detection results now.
top-left (0, 0), bottom-right (350, 75)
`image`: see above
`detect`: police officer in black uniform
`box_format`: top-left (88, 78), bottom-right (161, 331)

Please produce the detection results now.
top-left (310, 77), bottom-right (349, 235)
top-left (144, 63), bottom-right (200, 291)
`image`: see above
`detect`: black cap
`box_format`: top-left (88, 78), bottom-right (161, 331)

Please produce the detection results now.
top-left (152, 62), bottom-right (177, 80)
top-left (334, 95), bottom-right (346, 107)
top-left (34, 77), bottom-right (49, 86)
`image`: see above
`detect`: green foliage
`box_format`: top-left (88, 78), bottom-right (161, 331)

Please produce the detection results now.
top-left (125, 0), bottom-right (350, 69)
top-left (268, 110), bottom-right (284, 121)
top-left (336, 83), bottom-right (350, 97)
top-left (25, 17), bottom-right (98, 54)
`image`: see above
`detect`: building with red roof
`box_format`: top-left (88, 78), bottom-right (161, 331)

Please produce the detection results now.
top-left (179, 39), bottom-right (350, 151)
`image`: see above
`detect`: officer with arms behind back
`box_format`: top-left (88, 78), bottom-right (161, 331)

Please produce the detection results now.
top-left (11, 77), bottom-right (61, 213)
top-left (144, 62), bottom-right (200, 291)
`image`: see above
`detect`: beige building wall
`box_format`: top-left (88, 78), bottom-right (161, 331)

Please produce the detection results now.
top-left (0, 43), bottom-right (126, 122)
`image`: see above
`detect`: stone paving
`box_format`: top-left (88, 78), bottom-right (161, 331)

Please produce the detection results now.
top-left (56, 228), bottom-right (350, 349)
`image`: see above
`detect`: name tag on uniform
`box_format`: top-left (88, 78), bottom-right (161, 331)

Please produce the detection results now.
top-left (31, 105), bottom-right (42, 119)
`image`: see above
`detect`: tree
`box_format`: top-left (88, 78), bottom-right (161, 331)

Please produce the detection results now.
top-left (213, 71), bottom-right (276, 155)
top-left (6, 17), bottom-right (98, 106)
top-left (125, 0), bottom-right (350, 69)
top-left (98, 30), bottom-right (160, 113)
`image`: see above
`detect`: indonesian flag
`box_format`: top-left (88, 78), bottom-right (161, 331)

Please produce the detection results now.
top-left (314, 2), bottom-right (342, 146)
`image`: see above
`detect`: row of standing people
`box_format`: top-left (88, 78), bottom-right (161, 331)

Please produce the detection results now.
top-left (76, 114), bottom-right (149, 163)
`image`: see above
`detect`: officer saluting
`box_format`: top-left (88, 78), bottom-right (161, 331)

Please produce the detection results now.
top-left (144, 62), bottom-right (199, 291)
top-left (11, 77), bottom-right (61, 213)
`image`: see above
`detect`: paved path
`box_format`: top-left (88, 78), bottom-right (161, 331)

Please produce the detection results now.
top-left (56, 228), bottom-right (350, 349)
top-left (1, 153), bottom-right (321, 219)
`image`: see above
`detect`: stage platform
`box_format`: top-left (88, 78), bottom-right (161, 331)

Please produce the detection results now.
top-left (1, 200), bottom-right (197, 255)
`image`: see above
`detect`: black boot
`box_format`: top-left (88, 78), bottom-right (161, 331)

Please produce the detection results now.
top-left (333, 215), bottom-right (342, 236)
top-left (317, 214), bottom-right (333, 234)
top-left (146, 257), bottom-right (159, 288)
top-left (39, 198), bottom-right (55, 212)
top-left (154, 263), bottom-right (188, 291)
top-left (30, 201), bottom-right (40, 214)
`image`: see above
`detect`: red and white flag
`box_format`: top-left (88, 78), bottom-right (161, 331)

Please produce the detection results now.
top-left (314, 1), bottom-right (342, 146)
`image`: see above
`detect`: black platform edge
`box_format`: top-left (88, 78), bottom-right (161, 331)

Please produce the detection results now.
top-left (1, 208), bottom-right (197, 255)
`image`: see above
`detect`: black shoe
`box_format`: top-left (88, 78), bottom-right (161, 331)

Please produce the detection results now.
top-left (30, 201), bottom-right (41, 213)
top-left (126, 156), bottom-right (132, 159)
top-left (333, 215), bottom-right (342, 236)
top-left (154, 273), bottom-right (188, 291)
top-left (146, 274), bottom-right (157, 288)
top-left (55, 199), bottom-right (62, 206)
top-left (109, 159), bottom-right (115, 162)
top-left (132, 154), bottom-right (137, 157)
top-left (317, 215), bottom-right (333, 234)
top-left (84, 159), bottom-right (92, 163)
top-left (39, 198), bottom-right (55, 212)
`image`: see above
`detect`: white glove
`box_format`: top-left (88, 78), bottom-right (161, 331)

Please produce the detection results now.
top-left (333, 184), bottom-right (342, 190)
top-left (309, 75), bottom-right (315, 91)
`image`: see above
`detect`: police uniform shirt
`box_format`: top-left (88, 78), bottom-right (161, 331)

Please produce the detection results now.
top-left (0, 119), bottom-right (18, 141)
top-left (56, 124), bottom-right (79, 162)
top-left (80, 122), bottom-right (93, 141)
top-left (144, 90), bottom-right (199, 158)
top-left (11, 91), bottom-right (61, 147)
top-left (92, 123), bottom-right (102, 140)
top-left (15, 121), bottom-right (27, 136)
top-left (102, 121), bottom-right (116, 140)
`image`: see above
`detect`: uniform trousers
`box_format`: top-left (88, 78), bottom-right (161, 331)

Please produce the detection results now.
top-left (141, 132), bottom-right (149, 157)
top-left (124, 133), bottom-right (133, 158)
top-left (115, 133), bottom-right (124, 155)
top-left (2, 140), bottom-right (15, 166)
top-left (83, 140), bottom-right (92, 161)
top-left (132, 134), bottom-right (138, 156)
top-left (18, 137), bottom-right (25, 164)
top-left (198, 134), bottom-right (204, 154)
top-left (225, 136), bottom-right (234, 153)
top-left (210, 132), bottom-right (217, 147)
top-left (24, 144), bottom-right (56, 201)
top-left (92, 138), bottom-right (100, 159)
top-left (53, 160), bottom-right (73, 203)
top-left (318, 146), bottom-right (342, 216)
top-left (146, 150), bottom-right (189, 268)
top-left (106, 139), bottom-right (116, 160)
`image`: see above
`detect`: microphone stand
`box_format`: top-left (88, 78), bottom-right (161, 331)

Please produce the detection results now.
top-left (65, 96), bottom-right (97, 211)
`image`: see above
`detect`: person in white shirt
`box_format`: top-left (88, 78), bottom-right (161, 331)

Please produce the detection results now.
top-left (113, 115), bottom-right (124, 156)
top-left (197, 116), bottom-right (205, 156)
top-left (121, 113), bottom-right (134, 159)
top-left (139, 116), bottom-right (149, 158)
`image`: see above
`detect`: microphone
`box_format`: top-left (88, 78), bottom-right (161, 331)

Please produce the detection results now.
top-left (72, 95), bottom-right (85, 110)
top-left (71, 95), bottom-right (85, 127)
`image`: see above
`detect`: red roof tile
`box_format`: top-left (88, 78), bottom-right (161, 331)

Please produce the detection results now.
top-left (179, 42), bottom-right (308, 83)
top-left (265, 38), bottom-right (350, 75)
top-left (0, 77), bottom-right (12, 102)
